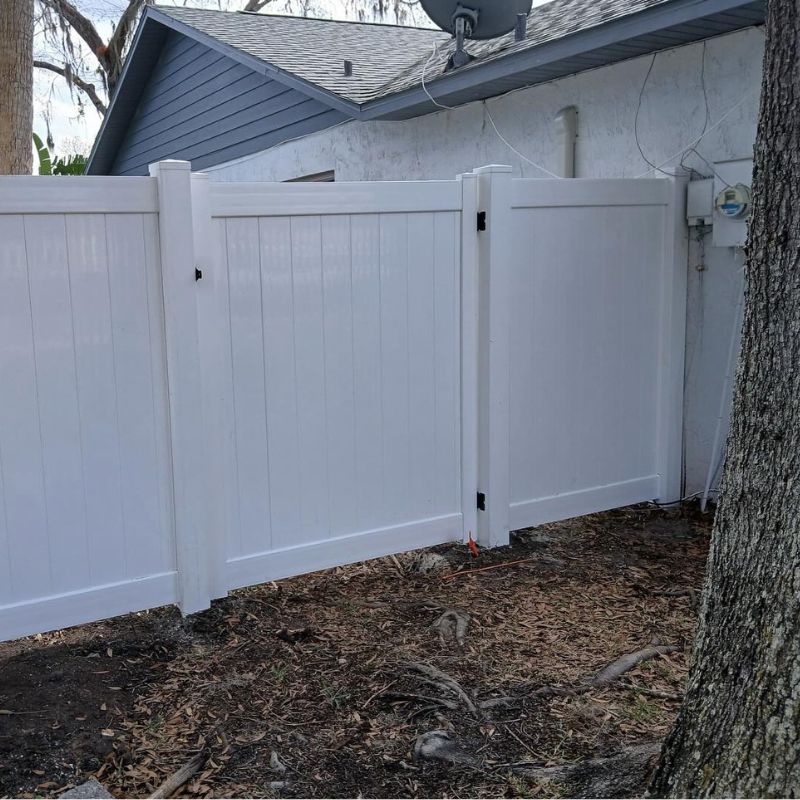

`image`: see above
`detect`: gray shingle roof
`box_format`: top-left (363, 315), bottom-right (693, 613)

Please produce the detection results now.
top-left (154, 6), bottom-right (449, 104)
top-left (156, 0), bottom-right (675, 106)
top-left (378, 0), bottom-right (670, 98)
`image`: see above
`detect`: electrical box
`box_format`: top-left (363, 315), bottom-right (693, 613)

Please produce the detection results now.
top-left (686, 178), bottom-right (714, 226)
top-left (713, 158), bottom-right (753, 247)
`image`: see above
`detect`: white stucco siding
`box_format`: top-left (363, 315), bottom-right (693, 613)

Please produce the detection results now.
top-left (209, 26), bottom-right (764, 499)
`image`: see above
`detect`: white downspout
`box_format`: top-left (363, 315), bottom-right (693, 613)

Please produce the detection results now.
top-left (554, 106), bottom-right (578, 178)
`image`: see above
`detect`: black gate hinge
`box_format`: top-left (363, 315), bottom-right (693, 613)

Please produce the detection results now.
top-left (477, 491), bottom-right (486, 511)
top-left (477, 211), bottom-right (486, 231)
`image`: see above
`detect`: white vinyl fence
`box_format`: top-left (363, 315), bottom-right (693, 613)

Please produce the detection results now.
top-left (0, 163), bottom-right (687, 640)
top-left (507, 177), bottom-right (687, 533)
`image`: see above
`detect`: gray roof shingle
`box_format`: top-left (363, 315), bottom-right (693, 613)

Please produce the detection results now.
top-left (152, 0), bottom-right (762, 108)
top-left (154, 6), bottom-right (449, 104)
top-left (378, 0), bottom-right (670, 98)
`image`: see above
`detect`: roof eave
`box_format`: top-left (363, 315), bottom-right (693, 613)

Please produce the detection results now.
top-left (359, 0), bottom-right (764, 121)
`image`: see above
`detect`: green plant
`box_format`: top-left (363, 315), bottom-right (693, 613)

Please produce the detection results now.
top-left (32, 133), bottom-right (87, 175)
top-left (269, 664), bottom-right (288, 684)
top-left (32, 133), bottom-right (51, 175)
top-left (321, 685), bottom-right (349, 709)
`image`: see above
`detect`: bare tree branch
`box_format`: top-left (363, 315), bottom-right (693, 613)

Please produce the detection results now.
top-left (37, 0), bottom-right (108, 71)
top-left (243, 0), bottom-right (277, 11)
top-left (34, 58), bottom-right (107, 114)
top-left (106, 0), bottom-right (149, 87)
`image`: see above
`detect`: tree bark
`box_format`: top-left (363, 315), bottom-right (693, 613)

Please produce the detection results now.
top-left (649, 1), bottom-right (800, 796)
top-left (0, 0), bottom-right (34, 174)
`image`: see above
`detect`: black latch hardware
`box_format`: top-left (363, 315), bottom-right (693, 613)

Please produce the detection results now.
top-left (477, 491), bottom-right (486, 511)
top-left (195, 268), bottom-right (203, 281)
top-left (477, 211), bottom-right (486, 231)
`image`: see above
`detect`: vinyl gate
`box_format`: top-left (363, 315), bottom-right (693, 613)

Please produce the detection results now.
top-left (0, 163), bottom-right (686, 640)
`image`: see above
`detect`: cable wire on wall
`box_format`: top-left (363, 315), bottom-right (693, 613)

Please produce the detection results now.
top-left (420, 40), bottom-right (562, 178)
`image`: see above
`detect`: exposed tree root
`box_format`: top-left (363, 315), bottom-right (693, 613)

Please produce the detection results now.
top-left (529, 644), bottom-right (680, 698)
top-left (432, 609), bottom-right (470, 648)
top-left (406, 662), bottom-right (479, 716)
top-left (504, 743), bottom-right (661, 797)
top-left (413, 730), bottom-right (480, 767)
top-left (148, 751), bottom-right (206, 799)
top-left (590, 644), bottom-right (679, 687)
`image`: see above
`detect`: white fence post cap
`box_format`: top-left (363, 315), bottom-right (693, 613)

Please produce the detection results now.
top-left (149, 160), bottom-right (192, 175)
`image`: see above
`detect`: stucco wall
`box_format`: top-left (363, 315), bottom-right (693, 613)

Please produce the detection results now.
top-left (209, 26), bottom-right (764, 499)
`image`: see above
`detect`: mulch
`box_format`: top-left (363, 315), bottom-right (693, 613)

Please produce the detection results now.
top-left (0, 504), bottom-right (710, 799)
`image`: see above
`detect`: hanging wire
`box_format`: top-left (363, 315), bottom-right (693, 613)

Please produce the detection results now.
top-left (420, 40), bottom-right (562, 178)
top-left (634, 88), bottom-right (757, 178)
top-left (632, 53), bottom-right (675, 177)
top-left (483, 103), bottom-right (562, 178)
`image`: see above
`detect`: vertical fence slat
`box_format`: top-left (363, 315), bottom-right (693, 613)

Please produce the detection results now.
top-left (407, 213), bottom-right (437, 520)
top-left (321, 215), bottom-right (357, 538)
top-left (290, 215), bottom-right (331, 543)
top-left (0, 215), bottom-right (50, 602)
top-left (25, 214), bottom-right (89, 594)
top-left (259, 216), bottom-right (301, 552)
top-left (379, 213), bottom-right (411, 525)
top-left (64, 214), bottom-right (126, 586)
top-left (433, 211), bottom-right (461, 520)
top-left (350, 215), bottom-right (384, 532)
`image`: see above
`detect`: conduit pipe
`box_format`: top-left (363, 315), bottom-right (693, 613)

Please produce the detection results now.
top-left (554, 106), bottom-right (578, 178)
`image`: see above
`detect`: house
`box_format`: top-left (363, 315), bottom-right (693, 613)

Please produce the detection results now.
top-left (87, 0), bottom-right (766, 502)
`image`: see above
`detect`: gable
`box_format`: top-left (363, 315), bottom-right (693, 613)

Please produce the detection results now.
top-left (98, 29), bottom-right (348, 175)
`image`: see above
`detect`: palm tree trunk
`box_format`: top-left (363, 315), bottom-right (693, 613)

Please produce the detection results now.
top-left (649, 0), bottom-right (800, 795)
top-left (0, 0), bottom-right (34, 175)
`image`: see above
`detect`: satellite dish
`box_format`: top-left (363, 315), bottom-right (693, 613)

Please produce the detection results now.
top-left (419, 0), bottom-right (533, 40)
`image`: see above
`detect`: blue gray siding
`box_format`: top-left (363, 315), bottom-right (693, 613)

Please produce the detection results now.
top-left (111, 30), bottom-right (347, 175)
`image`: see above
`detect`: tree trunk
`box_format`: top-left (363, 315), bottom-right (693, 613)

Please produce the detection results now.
top-left (649, 1), bottom-right (800, 796)
top-left (0, 0), bottom-right (34, 175)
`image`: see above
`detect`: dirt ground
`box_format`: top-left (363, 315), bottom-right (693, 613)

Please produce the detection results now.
top-left (0, 505), bottom-right (710, 799)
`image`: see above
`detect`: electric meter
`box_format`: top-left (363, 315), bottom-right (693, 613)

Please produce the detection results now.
top-left (715, 183), bottom-right (751, 219)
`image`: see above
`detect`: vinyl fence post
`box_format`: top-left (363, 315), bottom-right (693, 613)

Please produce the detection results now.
top-left (656, 167), bottom-right (690, 503)
top-left (149, 160), bottom-right (212, 614)
top-left (474, 165), bottom-right (513, 547)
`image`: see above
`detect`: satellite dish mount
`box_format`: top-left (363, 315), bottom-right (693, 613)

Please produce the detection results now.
top-left (421, 0), bottom-right (533, 72)
top-left (449, 5), bottom-right (479, 70)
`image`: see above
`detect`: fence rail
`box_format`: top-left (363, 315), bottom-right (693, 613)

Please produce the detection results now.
top-left (0, 161), bottom-right (687, 641)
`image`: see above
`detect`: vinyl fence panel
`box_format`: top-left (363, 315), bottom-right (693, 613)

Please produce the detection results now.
top-left (0, 178), bottom-right (176, 640)
top-left (507, 177), bottom-right (687, 530)
top-left (205, 181), bottom-right (465, 591)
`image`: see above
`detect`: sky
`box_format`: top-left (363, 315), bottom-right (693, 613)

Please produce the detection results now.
top-left (35, 0), bottom-right (550, 156)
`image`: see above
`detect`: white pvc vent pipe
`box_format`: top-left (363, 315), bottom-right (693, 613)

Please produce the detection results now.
top-left (554, 106), bottom-right (578, 178)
